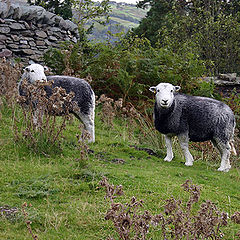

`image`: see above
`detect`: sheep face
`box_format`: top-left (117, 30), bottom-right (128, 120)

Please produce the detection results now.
top-left (22, 64), bottom-right (47, 83)
top-left (149, 83), bottom-right (180, 109)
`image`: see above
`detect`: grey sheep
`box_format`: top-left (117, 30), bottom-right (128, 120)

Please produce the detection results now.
top-left (149, 83), bottom-right (236, 172)
top-left (19, 64), bottom-right (95, 142)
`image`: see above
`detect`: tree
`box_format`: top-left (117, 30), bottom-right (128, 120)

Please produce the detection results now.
top-left (72, 0), bottom-right (110, 33)
top-left (133, 0), bottom-right (175, 45)
top-left (27, 0), bottom-right (73, 20)
top-left (134, 0), bottom-right (240, 74)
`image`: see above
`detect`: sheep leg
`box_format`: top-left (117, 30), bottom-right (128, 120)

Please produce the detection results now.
top-left (74, 108), bottom-right (95, 143)
top-left (178, 134), bottom-right (194, 166)
top-left (164, 135), bottom-right (174, 162)
top-left (33, 107), bottom-right (43, 129)
top-left (213, 139), bottom-right (231, 172)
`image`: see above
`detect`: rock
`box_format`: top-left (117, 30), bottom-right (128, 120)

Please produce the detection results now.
top-left (9, 22), bottom-right (24, 29)
top-left (65, 20), bottom-right (78, 32)
top-left (0, 2), bottom-right (79, 64)
top-left (29, 41), bottom-right (36, 47)
top-left (11, 35), bottom-right (20, 41)
top-left (19, 44), bottom-right (30, 49)
top-left (20, 40), bottom-right (28, 45)
top-left (36, 40), bottom-right (45, 46)
top-left (35, 30), bottom-right (47, 38)
top-left (0, 49), bottom-right (12, 57)
top-left (0, 26), bottom-right (10, 34)
top-left (49, 36), bottom-right (58, 41)
top-left (218, 73), bottom-right (237, 82)
top-left (8, 44), bottom-right (19, 49)
top-left (22, 49), bottom-right (35, 55)
top-left (0, 34), bottom-right (7, 40)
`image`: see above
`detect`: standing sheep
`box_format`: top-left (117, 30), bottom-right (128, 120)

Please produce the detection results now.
top-left (19, 64), bottom-right (95, 142)
top-left (149, 83), bottom-right (236, 172)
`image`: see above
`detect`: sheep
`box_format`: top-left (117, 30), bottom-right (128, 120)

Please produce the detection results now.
top-left (19, 63), bottom-right (95, 142)
top-left (149, 83), bottom-right (236, 172)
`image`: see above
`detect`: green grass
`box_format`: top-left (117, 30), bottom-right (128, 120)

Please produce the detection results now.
top-left (0, 104), bottom-right (239, 239)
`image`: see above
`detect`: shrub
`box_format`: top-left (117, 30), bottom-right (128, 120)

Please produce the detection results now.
top-left (43, 36), bottom-right (207, 107)
top-left (100, 177), bottom-right (240, 240)
top-left (14, 79), bottom-right (76, 155)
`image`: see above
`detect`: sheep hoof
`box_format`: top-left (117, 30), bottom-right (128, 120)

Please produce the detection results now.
top-left (185, 162), bottom-right (193, 166)
top-left (164, 157), bottom-right (173, 162)
top-left (217, 166), bottom-right (231, 172)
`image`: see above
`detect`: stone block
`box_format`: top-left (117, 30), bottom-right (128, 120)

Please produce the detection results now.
top-left (10, 22), bottom-right (24, 30)
top-left (20, 40), bottom-right (28, 45)
top-left (29, 41), bottom-right (36, 47)
top-left (22, 49), bottom-right (35, 55)
top-left (36, 40), bottom-right (45, 46)
top-left (49, 36), bottom-right (58, 41)
top-left (0, 48), bottom-right (12, 57)
top-left (36, 30), bottom-right (47, 38)
top-left (8, 44), bottom-right (19, 49)
top-left (11, 35), bottom-right (20, 41)
top-left (19, 44), bottom-right (30, 49)
top-left (0, 34), bottom-right (7, 41)
top-left (0, 26), bottom-right (10, 34)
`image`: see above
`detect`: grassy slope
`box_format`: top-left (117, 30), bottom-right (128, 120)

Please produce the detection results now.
top-left (0, 104), bottom-right (239, 239)
top-left (89, 3), bottom-right (147, 41)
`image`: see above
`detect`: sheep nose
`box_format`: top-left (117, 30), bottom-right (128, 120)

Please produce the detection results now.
top-left (162, 99), bottom-right (168, 104)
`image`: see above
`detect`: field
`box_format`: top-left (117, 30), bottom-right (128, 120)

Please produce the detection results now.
top-left (0, 98), bottom-right (240, 239)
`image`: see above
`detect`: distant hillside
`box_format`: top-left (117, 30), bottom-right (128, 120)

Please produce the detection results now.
top-left (88, 1), bottom-right (148, 42)
top-left (9, 0), bottom-right (148, 42)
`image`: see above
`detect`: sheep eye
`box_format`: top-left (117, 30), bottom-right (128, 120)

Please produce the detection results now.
top-left (157, 89), bottom-right (160, 93)
top-left (171, 90), bottom-right (173, 93)
top-left (31, 70), bottom-right (35, 72)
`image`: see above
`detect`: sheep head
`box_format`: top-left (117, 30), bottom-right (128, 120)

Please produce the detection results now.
top-left (22, 64), bottom-right (48, 83)
top-left (149, 83), bottom-right (181, 109)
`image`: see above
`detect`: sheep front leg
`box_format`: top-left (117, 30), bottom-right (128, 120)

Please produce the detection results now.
top-left (75, 108), bottom-right (95, 143)
top-left (164, 135), bottom-right (174, 162)
top-left (178, 134), bottom-right (194, 166)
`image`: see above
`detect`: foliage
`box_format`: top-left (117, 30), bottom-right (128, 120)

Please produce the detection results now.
top-left (0, 75), bottom-right (240, 239)
top-left (135, 0), bottom-right (240, 74)
top-left (100, 177), bottom-right (239, 240)
top-left (72, 0), bottom-right (111, 30)
top-left (27, 0), bottom-right (73, 20)
top-left (44, 35), bottom-right (206, 106)
top-left (0, 58), bottom-right (22, 107)
top-left (14, 79), bottom-right (76, 155)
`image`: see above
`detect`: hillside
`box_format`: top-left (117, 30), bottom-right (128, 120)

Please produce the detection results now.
top-left (89, 2), bottom-right (147, 41)
top-left (13, 0), bottom-right (147, 42)
top-left (0, 59), bottom-right (240, 239)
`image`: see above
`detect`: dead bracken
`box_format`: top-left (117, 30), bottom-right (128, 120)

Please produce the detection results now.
top-left (100, 177), bottom-right (239, 240)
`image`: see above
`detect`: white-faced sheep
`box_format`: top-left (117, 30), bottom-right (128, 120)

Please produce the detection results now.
top-left (149, 83), bottom-right (236, 172)
top-left (19, 64), bottom-right (95, 142)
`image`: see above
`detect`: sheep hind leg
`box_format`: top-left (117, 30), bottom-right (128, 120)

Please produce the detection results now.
top-left (164, 135), bottom-right (174, 162)
top-left (177, 134), bottom-right (194, 166)
top-left (212, 139), bottom-right (231, 172)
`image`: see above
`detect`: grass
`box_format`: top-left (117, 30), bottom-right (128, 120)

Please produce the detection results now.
top-left (0, 103), bottom-right (239, 239)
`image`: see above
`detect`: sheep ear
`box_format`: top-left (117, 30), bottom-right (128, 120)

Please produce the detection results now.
top-left (43, 66), bottom-right (49, 72)
top-left (149, 86), bottom-right (156, 93)
top-left (175, 86), bottom-right (181, 92)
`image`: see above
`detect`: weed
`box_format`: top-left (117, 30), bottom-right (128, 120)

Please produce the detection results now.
top-left (14, 79), bottom-right (76, 155)
top-left (22, 202), bottom-right (39, 240)
top-left (100, 177), bottom-right (239, 240)
top-left (0, 58), bottom-right (22, 107)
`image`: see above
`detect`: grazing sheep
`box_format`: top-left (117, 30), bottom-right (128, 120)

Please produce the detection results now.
top-left (149, 83), bottom-right (236, 172)
top-left (19, 64), bottom-right (95, 142)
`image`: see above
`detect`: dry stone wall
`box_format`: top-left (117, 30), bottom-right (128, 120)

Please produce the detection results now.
top-left (0, 2), bottom-right (79, 64)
